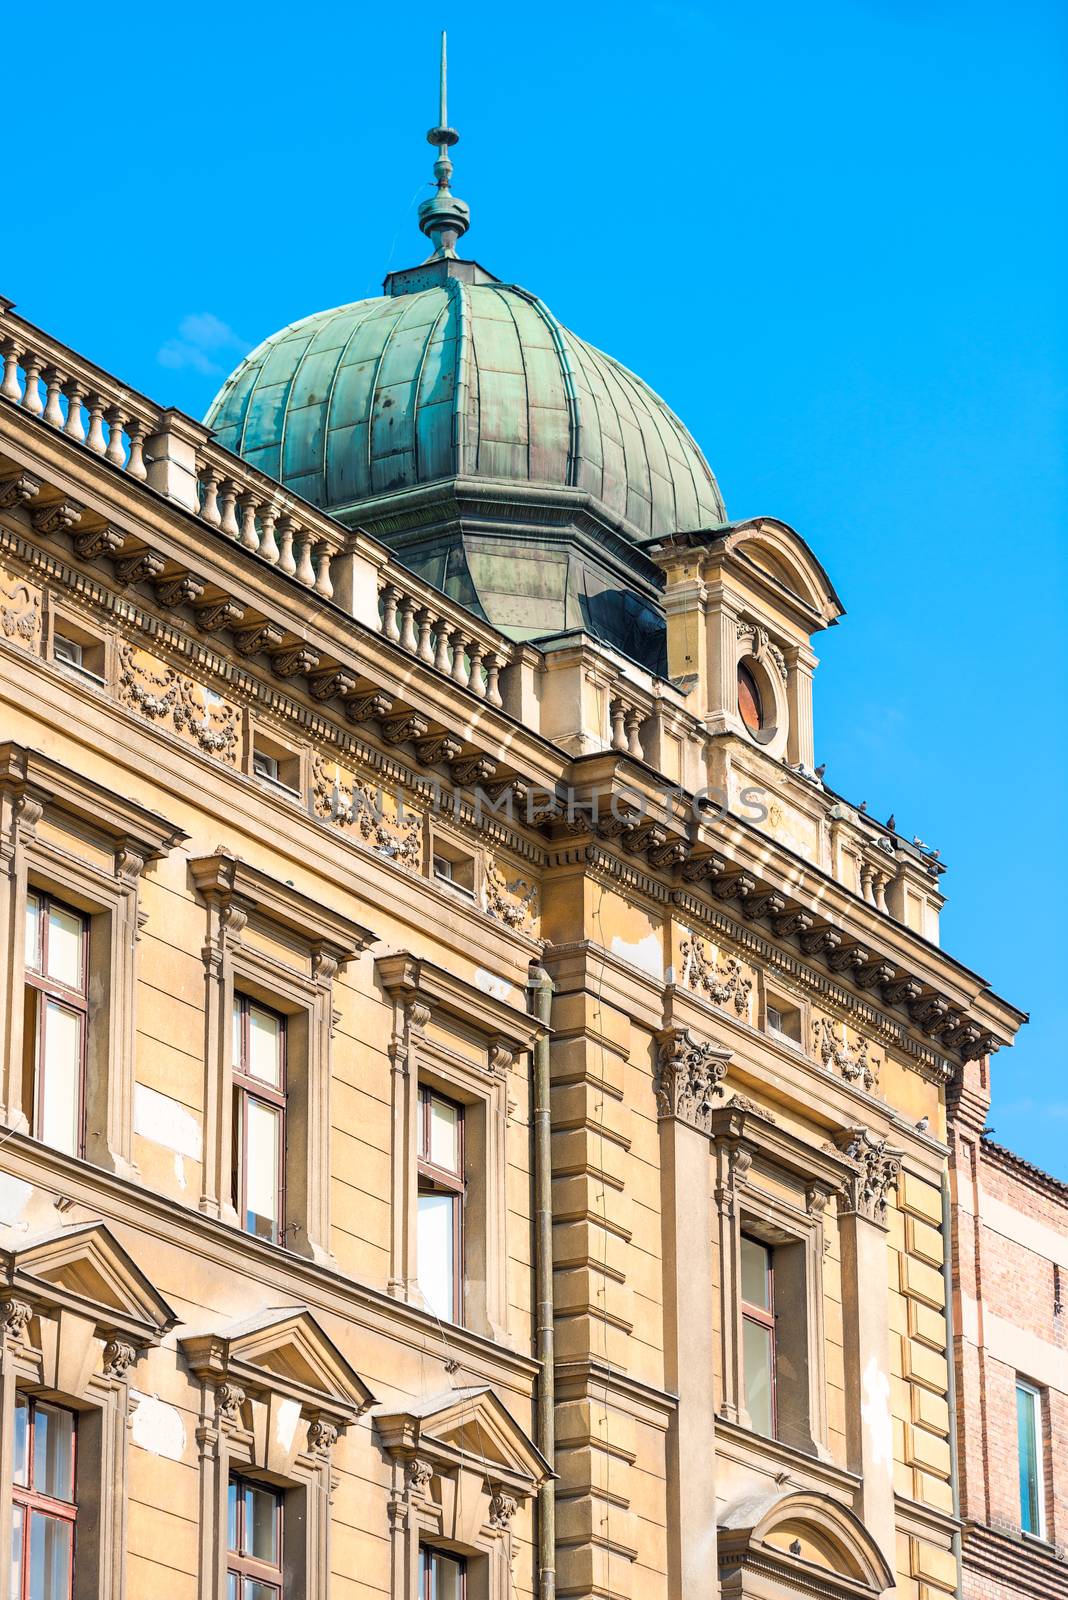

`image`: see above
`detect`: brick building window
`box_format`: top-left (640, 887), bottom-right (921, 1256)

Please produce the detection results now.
top-left (1016, 1379), bottom-right (1046, 1538)
top-left (23, 892), bottom-right (89, 1158)
top-left (741, 1234), bottom-right (777, 1437)
top-left (227, 1476), bottom-right (284, 1597)
top-left (12, 1395), bottom-right (78, 1600)
top-left (419, 1546), bottom-right (465, 1599)
top-left (417, 1086), bottom-right (465, 1324)
top-left (232, 996), bottom-right (287, 1245)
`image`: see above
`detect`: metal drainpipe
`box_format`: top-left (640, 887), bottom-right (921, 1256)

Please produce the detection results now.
top-left (941, 1165), bottom-right (964, 1600)
top-left (529, 962), bottom-right (556, 1600)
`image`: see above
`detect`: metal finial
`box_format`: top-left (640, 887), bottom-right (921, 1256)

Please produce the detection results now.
top-left (419, 29), bottom-right (470, 259)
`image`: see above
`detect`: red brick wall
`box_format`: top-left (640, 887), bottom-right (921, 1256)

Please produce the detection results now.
top-left (949, 1127), bottom-right (1068, 1599)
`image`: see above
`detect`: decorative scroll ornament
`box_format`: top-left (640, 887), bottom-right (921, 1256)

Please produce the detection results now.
top-left (680, 932), bottom-right (753, 1017)
top-left (833, 1127), bottom-right (902, 1224)
top-left (0, 1298), bottom-right (33, 1340)
top-left (737, 618), bottom-right (788, 682)
top-left (489, 1490), bottom-right (518, 1530)
top-left (307, 1419), bottom-right (338, 1454)
top-left (484, 859), bottom-right (539, 932)
top-left (655, 1027), bottom-right (731, 1134)
top-left (102, 1338), bottom-right (138, 1378)
top-left (405, 1457), bottom-right (434, 1495)
top-left (813, 1018), bottom-right (879, 1092)
top-left (311, 755), bottom-right (422, 869)
top-left (215, 1382), bottom-right (245, 1425)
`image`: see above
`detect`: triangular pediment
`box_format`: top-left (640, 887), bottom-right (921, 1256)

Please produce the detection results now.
top-left (376, 1386), bottom-right (550, 1490)
top-left (2, 1222), bottom-right (174, 1338)
top-left (181, 1307), bottom-right (375, 1419)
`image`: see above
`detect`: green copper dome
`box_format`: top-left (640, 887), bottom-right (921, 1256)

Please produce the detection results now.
top-left (206, 277), bottom-right (724, 541)
top-left (204, 51), bottom-right (725, 670)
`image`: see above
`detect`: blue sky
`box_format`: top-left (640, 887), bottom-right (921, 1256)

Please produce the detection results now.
top-left (6, 2), bottom-right (1067, 1173)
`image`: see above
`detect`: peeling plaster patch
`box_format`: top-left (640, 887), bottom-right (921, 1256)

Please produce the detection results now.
top-left (610, 931), bottom-right (663, 979)
top-left (861, 1357), bottom-right (893, 1470)
top-left (275, 1397), bottom-right (302, 1453)
top-left (0, 1173), bottom-right (33, 1227)
top-left (134, 1084), bottom-right (202, 1162)
top-left (129, 1392), bottom-right (186, 1460)
top-left (173, 1152), bottom-right (187, 1190)
top-left (474, 968), bottom-right (513, 1003)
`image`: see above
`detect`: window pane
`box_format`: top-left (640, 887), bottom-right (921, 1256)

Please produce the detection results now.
top-left (14, 1394), bottom-right (28, 1485)
top-left (33, 1404), bottom-right (75, 1502)
top-left (40, 1002), bottom-right (82, 1156)
top-left (418, 1191), bottom-right (456, 1321)
top-left (434, 1552), bottom-right (464, 1600)
top-left (10, 1505), bottom-right (23, 1600)
top-left (232, 998), bottom-right (242, 1070)
top-left (227, 1576), bottom-right (239, 1600)
top-left (1017, 1383), bottom-right (1041, 1534)
top-left (29, 1511), bottom-right (72, 1600)
top-left (740, 1236), bottom-right (771, 1310)
top-left (243, 1097), bottom-right (281, 1239)
top-left (46, 906), bottom-right (83, 990)
top-left (242, 1581), bottom-right (281, 1600)
top-left (743, 1316), bottom-right (774, 1436)
top-left (247, 1007), bottom-right (282, 1087)
top-left (25, 894), bottom-right (40, 973)
top-left (244, 1484), bottom-right (279, 1564)
top-left (428, 1095), bottom-right (459, 1173)
top-left (227, 1479), bottom-right (238, 1553)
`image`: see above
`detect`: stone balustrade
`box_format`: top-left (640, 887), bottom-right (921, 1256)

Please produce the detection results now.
top-left (193, 445), bottom-right (342, 602)
top-left (609, 695), bottom-right (650, 759)
top-left (378, 579), bottom-right (508, 706)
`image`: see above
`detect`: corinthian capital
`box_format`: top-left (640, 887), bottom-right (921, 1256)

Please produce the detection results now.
top-left (655, 1027), bottom-right (732, 1135)
top-left (833, 1126), bottom-right (903, 1225)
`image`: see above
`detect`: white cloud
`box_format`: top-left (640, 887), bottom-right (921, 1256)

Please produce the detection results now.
top-left (157, 311), bottom-right (245, 375)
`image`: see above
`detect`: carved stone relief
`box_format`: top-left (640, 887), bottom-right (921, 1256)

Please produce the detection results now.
top-left (680, 930), bottom-right (753, 1019)
top-left (0, 566), bottom-right (42, 649)
top-left (484, 858), bottom-right (539, 932)
top-left (813, 1016), bottom-right (880, 1093)
top-left (655, 1027), bottom-right (731, 1134)
top-left (311, 754), bottom-right (422, 869)
top-left (117, 642), bottom-right (238, 763)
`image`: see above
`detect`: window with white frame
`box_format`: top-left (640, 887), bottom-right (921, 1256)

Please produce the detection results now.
top-left (23, 891), bottom-right (89, 1158)
top-left (1016, 1379), bottom-right (1046, 1538)
top-left (232, 996), bottom-right (287, 1245)
top-left (12, 1395), bottom-right (78, 1600)
top-left (417, 1086), bottom-right (465, 1324)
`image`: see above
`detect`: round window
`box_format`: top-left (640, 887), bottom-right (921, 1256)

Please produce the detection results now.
top-left (737, 662), bottom-right (764, 734)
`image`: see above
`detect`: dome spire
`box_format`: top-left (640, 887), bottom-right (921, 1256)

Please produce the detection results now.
top-left (419, 31), bottom-right (471, 259)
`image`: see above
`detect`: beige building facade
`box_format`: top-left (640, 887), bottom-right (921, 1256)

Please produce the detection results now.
top-left (0, 139), bottom-right (1030, 1600)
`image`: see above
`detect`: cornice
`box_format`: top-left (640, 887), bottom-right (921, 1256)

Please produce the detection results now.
top-left (375, 951), bottom-right (546, 1051)
top-left (0, 738), bottom-right (187, 859)
top-left (189, 849), bottom-right (378, 962)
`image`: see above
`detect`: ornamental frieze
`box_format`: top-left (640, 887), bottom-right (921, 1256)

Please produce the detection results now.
top-left (813, 1016), bottom-right (881, 1093)
top-left (117, 642), bottom-right (239, 762)
top-left (655, 1026), bottom-right (732, 1134)
top-left (679, 929), bottom-right (753, 1020)
top-left (484, 857), bottom-right (539, 933)
top-left (0, 565), bottom-right (41, 650)
top-left (312, 754), bottom-right (422, 870)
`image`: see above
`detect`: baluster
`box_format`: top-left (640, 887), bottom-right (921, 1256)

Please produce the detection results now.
top-left (625, 707), bottom-right (644, 760)
top-left (62, 381), bottom-right (86, 441)
top-left (20, 354), bottom-right (43, 416)
top-left (381, 584), bottom-right (401, 643)
top-left (86, 394), bottom-right (107, 454)
top-left (416, 607), bottom-right (436, 664)
top-left (610, 698), bottom-right (628, 752)
top-left (126, 419), bottom-right (148, 480)
top-left (434, 622), bottom-right (454, 674)
top-left (105, 406), bottom-right (127, 466)
top-left (398, 596), bottom-right (419, 653)
top-left (276, 515), bottom-right (297, 577)
top-left (313, 543), bottom-right (333, 599)
top-left (42, 367), bottom-right (65, 427)
top-left (199, 468), bottom-right (221, 526)
top-left (467, 642), bottom-right (487, 698)
top-left (484, 654), bottom-right (504, 708)
top-left (874, 872), bottom-right (889, 913)
top-left (218, 480), bottom-right (241, 539)
top-left (258, 507), bottom-right (279, 565)
top-left (451, 632), bottom-right (471, 688)
top-left (0, 341), bottom-right (21, 402)
top-left (294, 530), bottom-right (316, 587)
top-left (238, 492), bottom-right (260, 551)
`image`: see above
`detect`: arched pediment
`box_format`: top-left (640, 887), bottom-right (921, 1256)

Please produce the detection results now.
top-left (723, 518), bottom-right (844, 628)
top-left (718, 1487), bottom-right (894, 1596)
